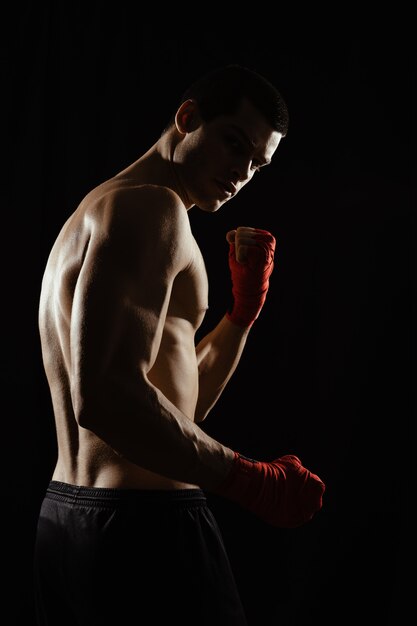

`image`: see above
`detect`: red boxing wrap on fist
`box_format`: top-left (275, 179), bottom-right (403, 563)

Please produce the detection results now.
top-left (214, 452), bottom-right (325, 528)
top-left (226, 228), bottom-right (276, 328)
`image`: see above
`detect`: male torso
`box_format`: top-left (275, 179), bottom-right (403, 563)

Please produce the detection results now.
top-left (39, 172), bottom-right (208, 489)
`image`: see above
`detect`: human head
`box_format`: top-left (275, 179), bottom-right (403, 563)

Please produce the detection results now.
top-left (164, 64), bottom-right (289, 137)
top-left (164, 65), bottom-right (288, 212)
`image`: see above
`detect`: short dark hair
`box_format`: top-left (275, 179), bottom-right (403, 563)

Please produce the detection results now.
top-left (164, 64), bottom-right (289, 136)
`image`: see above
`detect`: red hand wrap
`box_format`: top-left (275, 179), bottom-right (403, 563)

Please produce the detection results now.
top-left (226, 229), bottom-right (276, 328)
top-left (215, 452), bottom-right (325, 528)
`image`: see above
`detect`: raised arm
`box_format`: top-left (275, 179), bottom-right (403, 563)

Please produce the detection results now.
top-left (194, 226), bottom-right (275, 422)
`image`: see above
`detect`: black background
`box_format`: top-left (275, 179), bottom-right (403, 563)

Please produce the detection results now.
top-left (6, 6), bottom-right (415, 625)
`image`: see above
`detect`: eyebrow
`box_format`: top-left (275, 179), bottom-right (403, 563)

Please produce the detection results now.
top-left (227, 123), bottom-right (271, 166)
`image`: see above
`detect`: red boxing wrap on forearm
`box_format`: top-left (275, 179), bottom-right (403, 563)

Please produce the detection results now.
top-left (214, 452), bottom-right (325, 528)
top-left (226, 229), bottom-right (276, 328)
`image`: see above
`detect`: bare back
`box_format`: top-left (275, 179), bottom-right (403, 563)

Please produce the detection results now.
top-left (39, 178), bottom-right (209, 489)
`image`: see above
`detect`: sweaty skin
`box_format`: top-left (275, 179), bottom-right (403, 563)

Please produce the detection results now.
top-left (38, 98), bottom-right (282, 490)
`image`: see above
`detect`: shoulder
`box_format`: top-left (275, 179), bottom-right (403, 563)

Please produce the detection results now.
top-left (85, 183), bottom-right (193, 267)
top-left (112, 183), bottom-right (184, 212)
top-left (90, 184), bottom-right (189, 232)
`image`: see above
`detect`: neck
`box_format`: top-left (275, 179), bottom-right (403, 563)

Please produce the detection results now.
top-left (117, 130), bottom-right (192, 210)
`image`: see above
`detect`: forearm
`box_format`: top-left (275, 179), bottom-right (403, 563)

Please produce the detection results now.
top-left (76, 373), bottom-right (234, 489)
top-left (192, 227), bottom-right (275, 422)
top-left (194, 314), bottom-right (250, 421)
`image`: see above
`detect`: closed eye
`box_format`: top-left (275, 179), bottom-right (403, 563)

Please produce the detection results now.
top-left (224, 133), bottom-right (264, 173)
top-left (225, 133), bottom-right (245, 154)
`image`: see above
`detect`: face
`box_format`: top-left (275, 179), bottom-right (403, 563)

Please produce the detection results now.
top-left (173, 98), bottom-right (282, 212)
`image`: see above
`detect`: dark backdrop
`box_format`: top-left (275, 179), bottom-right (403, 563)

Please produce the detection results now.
top-left (6, 6), bottom-right (414, 625)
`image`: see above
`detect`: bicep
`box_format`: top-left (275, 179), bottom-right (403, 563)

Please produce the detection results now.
top-left (72, 242), bottom-right (169, 381)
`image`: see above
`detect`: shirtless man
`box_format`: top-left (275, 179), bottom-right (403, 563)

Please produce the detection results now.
top-left (34, 65), bottom-right (325, 625)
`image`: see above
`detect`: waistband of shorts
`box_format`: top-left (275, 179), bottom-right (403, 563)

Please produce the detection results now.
top-left (45, 480), bottom-right (207, 508)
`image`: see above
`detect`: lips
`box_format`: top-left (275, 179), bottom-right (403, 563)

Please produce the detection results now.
top-left (215, 180), bottom-right (237, 197)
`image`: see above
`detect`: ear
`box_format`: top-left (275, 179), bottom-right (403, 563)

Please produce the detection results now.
top-left (175, 99), bottom-right (199, 134)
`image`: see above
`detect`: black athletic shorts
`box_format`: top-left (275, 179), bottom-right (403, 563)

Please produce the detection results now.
top-left (34, 481), bottom-right (248, 625)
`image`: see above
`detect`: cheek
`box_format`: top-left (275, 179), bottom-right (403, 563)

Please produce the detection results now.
top-left (192, 144), bottom-right (218, 178)
top-left (183, 133), bottom-right (230, 183)
top-left (200, 133), bottom-right (228, 166)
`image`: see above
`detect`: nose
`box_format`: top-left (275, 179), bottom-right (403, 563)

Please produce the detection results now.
top-left (230, 158), bottom-right (252, 184)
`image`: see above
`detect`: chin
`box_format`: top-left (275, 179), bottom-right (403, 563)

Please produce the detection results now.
top-left (197, 196), bottom-right (228, 213)
top-left (198, 203), bottom-right (222, 213)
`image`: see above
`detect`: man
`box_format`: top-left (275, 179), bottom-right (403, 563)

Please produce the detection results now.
top-left (34, 64), bottom-right (325, 625)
